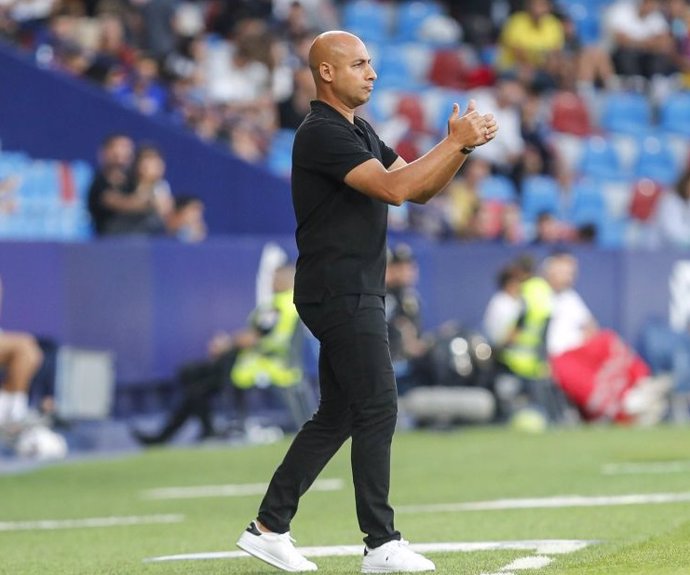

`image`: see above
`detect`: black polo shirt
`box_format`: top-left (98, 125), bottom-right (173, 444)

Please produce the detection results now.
top-left (291, 100), bottom-right (399, 303)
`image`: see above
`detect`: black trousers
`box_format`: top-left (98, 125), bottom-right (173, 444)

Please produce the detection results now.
top-left (257, 294), bottom-right (401, 549)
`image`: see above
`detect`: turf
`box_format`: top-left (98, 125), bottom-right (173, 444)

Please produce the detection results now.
top-left (1, 425), bottom-right (690, 574)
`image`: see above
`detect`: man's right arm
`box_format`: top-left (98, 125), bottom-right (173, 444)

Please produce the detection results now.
top-left (344, 101), bottom-right (497, 205)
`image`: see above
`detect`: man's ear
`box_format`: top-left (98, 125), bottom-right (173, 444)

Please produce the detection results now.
top-left (319, 62), bottom-right (333, 83)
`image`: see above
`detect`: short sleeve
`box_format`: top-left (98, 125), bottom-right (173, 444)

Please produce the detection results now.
top-left (293, 120), bottom-right (377, 182)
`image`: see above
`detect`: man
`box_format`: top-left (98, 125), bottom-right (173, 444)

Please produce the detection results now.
top-left (132, 264), bottom-right (303, 445)
top-left (545, 252), bottom-right (670, 423)
top-left (385, 244), bottom-right (429, 393)
top-left (87, 133), bottom-right (134, 235)
top-left (237, 30), bottom-right (497, 573)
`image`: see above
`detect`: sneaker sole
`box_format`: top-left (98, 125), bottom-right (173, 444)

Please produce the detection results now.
top-left (237, 533), bottom-right (317, 572)
top-left (362, 564), bottom-right (435, 573)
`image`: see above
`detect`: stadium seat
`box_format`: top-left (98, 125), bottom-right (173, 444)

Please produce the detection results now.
top-left (393, 1), bottom-right (443, 42)
top-left (599, 92), bottom-right (652, 137)
top-left (479, 175), bottom-right (517, 203)
top-left (342, 0), bottom-right (391, 43)
top-left (628, 178), bottom-right (663, 222)
top-left (568, 179), bottom-right (606, 226)
top-left (564, 2), bottom-right (602, 45)
top-left (596, 214), bottom-right (629, 248)
top-left (520, 175), bottom-right (562, 223)
top-left (373, 47), bottom-right (421, 90)
top-left (578, 136), bottom-right (627, 182)
top-left (633, 135), bottom-right (680, 186)
top-left (395, 93), bottom-right (427, 132)
top-left (659, 91), bottom-right (690, 137)
top-left (550, 91), bottom-right (592, 136)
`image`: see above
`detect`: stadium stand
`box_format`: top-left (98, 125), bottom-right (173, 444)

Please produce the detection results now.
top-left (0, 0), bottom-right (688, 247)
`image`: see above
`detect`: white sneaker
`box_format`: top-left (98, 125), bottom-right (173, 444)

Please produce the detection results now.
top-left (237, 521), bottom-right (317, 572)
top-left (361, 539), bottom-right (435, 573)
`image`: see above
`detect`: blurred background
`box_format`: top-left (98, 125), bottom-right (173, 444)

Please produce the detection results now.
top-left (1, 0), bottom-right (690, 461)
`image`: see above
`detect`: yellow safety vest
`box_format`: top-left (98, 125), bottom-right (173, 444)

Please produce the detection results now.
top-left (231, 290), bottom-right (303, 389)
top-left (500, 277), bottom-right (552, 379)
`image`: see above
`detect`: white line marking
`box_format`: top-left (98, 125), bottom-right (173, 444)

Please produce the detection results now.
top-left (0, 514), bottom-right (184, 532)
top-left (144, 540), bottom-right (594, 563)
top-left (602, 461), bottom-right (690, 475)
top-left (503, 556), bottom-right (553, 570)
top-left (398, 492), bottom-right (690, 513)
top-left (141, 478), bottom-right (344, 500)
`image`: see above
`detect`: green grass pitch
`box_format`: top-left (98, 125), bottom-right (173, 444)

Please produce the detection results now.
top-left (1, 425), bottom-right (690, 574)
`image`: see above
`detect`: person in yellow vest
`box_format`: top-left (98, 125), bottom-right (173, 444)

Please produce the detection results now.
top-left (485, 254), bottom-right (574, 424)
top-left (132, 264), bottom-right (309, 445)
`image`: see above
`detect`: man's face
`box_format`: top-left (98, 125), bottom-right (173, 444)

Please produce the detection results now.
top-left (104, 137), bottom-right (133, 170)
top-left (329, 37), bottom-right (377, 108)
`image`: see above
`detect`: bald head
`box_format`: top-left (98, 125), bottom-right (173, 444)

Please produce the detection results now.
top-left (308, 31), bottom-right (363, 73)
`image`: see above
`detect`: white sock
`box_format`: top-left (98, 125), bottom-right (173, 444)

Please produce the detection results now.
top-left (8, 392), bottom-right (28, 422)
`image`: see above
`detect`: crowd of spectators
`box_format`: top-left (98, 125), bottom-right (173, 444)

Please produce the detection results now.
top-left (1, 0), bottom-right (690, 247)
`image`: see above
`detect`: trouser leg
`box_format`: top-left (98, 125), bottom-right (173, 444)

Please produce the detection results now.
top-left (257, 295), bottom-right (400, 548)
top-left (258, 344), bottom-right (352, 532)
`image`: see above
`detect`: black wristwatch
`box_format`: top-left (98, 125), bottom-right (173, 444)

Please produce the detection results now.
top-left (460, 146), bottom-right (475, 155)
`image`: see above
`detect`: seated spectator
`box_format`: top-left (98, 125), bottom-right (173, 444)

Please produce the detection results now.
top-left (556, 10), bottom-right (616, 93)
top-left (472, 73), bottom-right (526, 178)
top-left (654, 167), bottom-right (690, 248)
top-left (131, 264), bottom-right (310, 445)
top-left (531, 210), bottom-right (566, 244)
top-left (0, 276), bottom-right (44, 429)
top-left (545, 251), bottom-right (671, 424)
top-left (604, 0), bottom-right (676, 82)
top-left (277, 65), bottom-right (315, 130)
top-left (87, 133), bottom-right (134, 235)
top-left (666, 0), bottom-right (690, 85)
top-left (89, 139), bottom-right (172, 237)
top-left (497, 0), bottom-right (565, 89)
top-left (110, 54), bottom-right (168, 116)
top-left (428, 157), bottom-right (490, 240)
top-left (166, 194), bottom-right (207, 243)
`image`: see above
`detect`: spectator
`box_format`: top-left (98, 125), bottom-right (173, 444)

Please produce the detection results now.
top-left (0, 276), bottom-right (44, 428)
top-left (88, 138), bottom-right (172, 236)
top-left (666, 0), bottom-right (690, 83)
top-left (204, 19), bottom-right (272, 105)
top-left (531, 210), bottom-right (564, 244)
top-left (472, 73), bottom-right (526, 178)
top-left (86, 11), bottom-right (137, 85)
top-left (87, 133), bottom-right (135, 235)
top-left (427, 157), bottom-right (490, 240)
top-left (545, 251), bottom-right (671, 424)
top-left (131, 263), bottom-right (309, 444)
top-left (604, 0), bottom-right (676, 82)
top-left (556, 9), bottom-right (616, 93)
top-left (497, 0), bottom-right (565, 89)
top-left (165, 194), bottom-right (207, 242)
top-left (111, 54), bottom-right (168, 115)
top-left (277, 65), bottom-right (315, 130)
top-left (654, 167), bottom-right (690, 248)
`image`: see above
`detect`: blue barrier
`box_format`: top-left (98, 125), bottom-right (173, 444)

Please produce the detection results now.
top-left (0, 239), bottom-right (686, 392)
